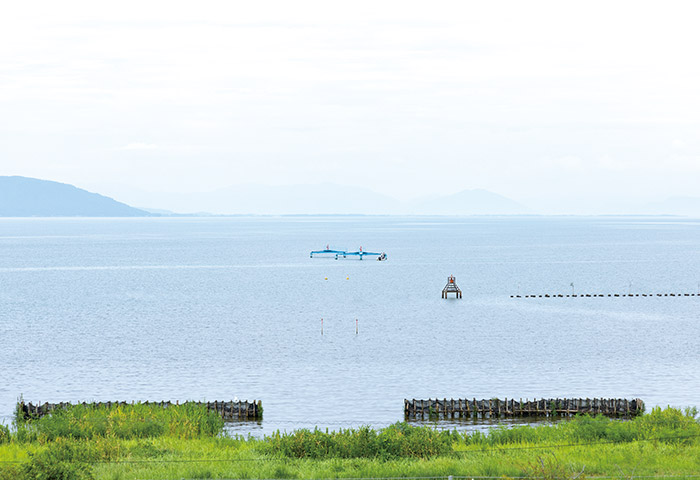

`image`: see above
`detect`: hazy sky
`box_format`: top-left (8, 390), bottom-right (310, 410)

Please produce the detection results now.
top-left (1, 1), bottom-right (699, 211)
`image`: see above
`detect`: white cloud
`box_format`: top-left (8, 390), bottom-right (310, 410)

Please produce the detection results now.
top-left (552, 156), bottom-right (584, 170)
top-left (119, 143), bottom-right (159, 151)
top-left (671, 139), bottom-right (686, 149)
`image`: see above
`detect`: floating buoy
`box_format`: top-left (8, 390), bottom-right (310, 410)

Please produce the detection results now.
top-left (346, 276), bottom-right (349, 280)
top-left (325, 277), bottom-right (328, 280)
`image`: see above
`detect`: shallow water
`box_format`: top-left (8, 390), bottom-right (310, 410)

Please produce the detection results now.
top-left (1, 216), bottom-right (698, 436)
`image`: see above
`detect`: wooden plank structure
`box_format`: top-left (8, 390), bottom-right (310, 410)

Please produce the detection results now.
top-left (404, 397), bottom-right (644, 419)
top-left (442, 275), bottom-right (462, 299)
top-left (17, 400), bottom-right (262, 421)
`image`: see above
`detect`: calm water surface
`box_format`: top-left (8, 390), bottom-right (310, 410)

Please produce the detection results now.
top-left (1, 216), bottom-right (698, 436)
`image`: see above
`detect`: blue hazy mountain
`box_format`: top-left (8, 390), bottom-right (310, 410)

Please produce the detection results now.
top-left (408, 189), bottom-right (530, 215)
top-left (0, 176), bottom-right (150, 217)
top-left (128, 183), bottom-right (404, 215)
top-left (111, 183), bottom-right (528, 215)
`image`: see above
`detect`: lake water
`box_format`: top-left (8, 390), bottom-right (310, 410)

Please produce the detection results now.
top-left (1, 216), bottom-right (698, 436)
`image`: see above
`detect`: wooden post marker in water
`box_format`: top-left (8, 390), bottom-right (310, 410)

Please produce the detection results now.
top-left (356, 318), bottom-right (358, 334)
top-left (321, 318), bottom-right (324, 335)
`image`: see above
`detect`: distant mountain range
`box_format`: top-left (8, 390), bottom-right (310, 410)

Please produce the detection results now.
top-left (1, 177), bottom-right (529, 216)
top-left (136, 183), bottom-right (405, 215)
top-left (3, 176), bottom-right (699, 216)
top-left (0, 176), bottom-right (150, 217)
top-left (407, 189), bottom-right (529, 215)
top-left (116, 183), bottom-right (531, 215)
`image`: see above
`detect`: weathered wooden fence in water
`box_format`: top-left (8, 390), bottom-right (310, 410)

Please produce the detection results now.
top-left (405, 398), bottom-right (644, 419)
top-left (17, 400), bottom-right (262, 421)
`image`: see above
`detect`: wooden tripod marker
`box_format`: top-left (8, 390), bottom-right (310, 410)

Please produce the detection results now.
top-left (442, 275), bottom-right (462, 298)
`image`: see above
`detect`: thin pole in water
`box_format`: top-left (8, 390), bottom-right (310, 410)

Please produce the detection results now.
top-left (570, 282), bottom-right (574, 296)
top-left (356, 318), bottom-right (358, 335)
top-left (321, 318), bottom-right (323, 336)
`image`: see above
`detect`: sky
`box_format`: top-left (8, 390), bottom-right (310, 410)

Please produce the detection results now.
top-left (1, 1), bottom-right (700, 213)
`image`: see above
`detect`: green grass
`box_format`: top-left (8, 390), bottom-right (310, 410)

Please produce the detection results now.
top-left (1, 406), bottom-right (698, 479)
top-left (464, 406), bottom-right (700, 447)
top-left (13, 402), bottom-right (224, 442)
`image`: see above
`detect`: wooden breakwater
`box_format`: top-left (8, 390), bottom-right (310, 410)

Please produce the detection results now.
top-left (405, 398), bottom-right (644, 419)
top-left (18, 400), bottom-right (262, 421)
top-left (512, 293), bottom-right (697, 298)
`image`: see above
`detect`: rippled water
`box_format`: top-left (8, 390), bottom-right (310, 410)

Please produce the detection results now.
top-left (1, 216), bottom-right (698, 436)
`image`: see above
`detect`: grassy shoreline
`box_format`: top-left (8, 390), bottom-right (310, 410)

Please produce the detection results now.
top-left (1, 405), bottom-right (698, 479)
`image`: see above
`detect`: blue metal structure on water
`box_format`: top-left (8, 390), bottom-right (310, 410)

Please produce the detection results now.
top-left (310, 248), bottom-right (387, 260)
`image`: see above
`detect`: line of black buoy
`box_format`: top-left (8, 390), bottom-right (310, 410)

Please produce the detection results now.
top-left (511, 293), bottom-right (698, 298)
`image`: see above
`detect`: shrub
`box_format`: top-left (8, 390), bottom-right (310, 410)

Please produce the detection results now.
top-left (0, 463), bottom-right (23, 480)
top-left (22, 437), bottom-right (96, 480)
top-left (0, 424), bottom-right (10, 444)
top-left (262, 422), bottom-right (454, 459)
top-left (463, 407), bottom-right (700, 448)
top-left (524, 453), bottom-right (588, 480)
top-left (635, 406), bottom-right (700, 443)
